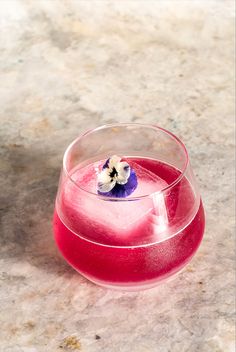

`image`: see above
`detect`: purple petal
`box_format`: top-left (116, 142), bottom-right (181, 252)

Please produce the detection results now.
top-left (102, 158), bottom-right (110, 170)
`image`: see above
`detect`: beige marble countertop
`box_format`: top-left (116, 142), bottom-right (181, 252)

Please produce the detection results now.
top-left (0, 1), bottom-right (235, 351)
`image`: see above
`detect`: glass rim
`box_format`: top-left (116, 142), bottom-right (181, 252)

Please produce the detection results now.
top-left (63, 123), bottom-right (189, 201)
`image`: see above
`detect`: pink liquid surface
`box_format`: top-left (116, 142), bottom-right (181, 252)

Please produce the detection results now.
top-left (53, 158), bottom-right (205, 288)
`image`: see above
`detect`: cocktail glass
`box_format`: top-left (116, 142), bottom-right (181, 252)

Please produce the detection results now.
top-left (53, 124), bottom-right (205, 290)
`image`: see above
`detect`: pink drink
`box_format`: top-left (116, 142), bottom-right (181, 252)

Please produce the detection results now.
top-left (53, 158), bottom-right (205, 289)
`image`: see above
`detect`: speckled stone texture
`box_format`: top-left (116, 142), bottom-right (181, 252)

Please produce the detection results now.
top-left (0, 1), bottom-right (235, 351)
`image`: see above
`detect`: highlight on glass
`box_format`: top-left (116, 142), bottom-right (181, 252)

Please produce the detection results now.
top-left (53, 123), bottom-right (205, 290)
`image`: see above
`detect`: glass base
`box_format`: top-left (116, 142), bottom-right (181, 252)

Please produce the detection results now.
top-left (75, 267), bottom-right (185, 292)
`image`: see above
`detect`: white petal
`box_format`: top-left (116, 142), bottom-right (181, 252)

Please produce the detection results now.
top-left (98, 179), bottom-right (116, 192)
top-left (97, 170), bottom-right (116, 192)
top-left (109, 155), bottom-right (121, 168)
top-left (116, 162), bottom-right (130, 185)
top-left (98, 169), bottom-right (110, 183)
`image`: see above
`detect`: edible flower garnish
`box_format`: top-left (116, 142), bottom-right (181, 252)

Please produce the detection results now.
top-left (97, 155), bottom-right (137, 198)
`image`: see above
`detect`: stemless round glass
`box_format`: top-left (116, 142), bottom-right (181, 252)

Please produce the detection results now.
top-left (53, 123), bottom-right (205, 290)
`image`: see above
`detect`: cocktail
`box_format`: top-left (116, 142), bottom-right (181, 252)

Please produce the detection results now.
top-left (53, 124), bottom-right (205, 290)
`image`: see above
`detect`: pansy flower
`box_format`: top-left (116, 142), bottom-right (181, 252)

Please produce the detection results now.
top-left (97, 155), bottom-right (137, 198)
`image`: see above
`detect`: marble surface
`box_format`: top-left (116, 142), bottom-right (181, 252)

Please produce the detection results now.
top-left (0, 1), bottom-right (235, 351)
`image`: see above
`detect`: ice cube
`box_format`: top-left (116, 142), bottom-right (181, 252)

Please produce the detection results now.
top-left (62, 160), bottom-right (169, 245)
top-left (150, 192), bottom-right (169, 240)
top-left (70, 161), bottom-right (100, 193)
top-left (128, 160), bottom-right (167, 197)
